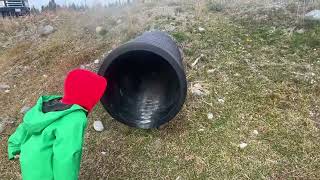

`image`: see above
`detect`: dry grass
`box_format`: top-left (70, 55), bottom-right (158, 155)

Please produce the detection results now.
top-left (1, 0), bottom-right (320, 179)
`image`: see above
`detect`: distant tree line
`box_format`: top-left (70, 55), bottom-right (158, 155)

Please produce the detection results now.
top-left (30, 0), bottom-right (134, 14)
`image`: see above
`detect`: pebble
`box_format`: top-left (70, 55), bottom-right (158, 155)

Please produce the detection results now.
top-left (253, 130), bottom-right (259, 135)
top-left (93, 120), bottom-right (104, 132)
top-left (0, 122), bottom-right (4, 134)
top-left (198, 27), bottom-right (205, 32)
top-left (94, 59), bottom-right (100, 64)
top-left (207, 113), bottom-right (214, 120)
top-left (190, 83), bottom-right (208, 96)
top-left (20, 106), bottom-right (31, 114)
top-left (43, 74), bottom-right (48, 78)
top-left (0, 83), bottom-right (10, 91)
top-left (96, 26), bottom-right (107, 36)
top-left (4, 89), bottom-right (10, 93)
top-left (218, 98), bottom-right (225, 104)
top-left (101, 151), bottom-right (107, 155)
top-left (297, 29), bottom-right (305, 34)
top-left (39, 25), bottom-right (55, 36)
top-left (234, 73), bottom-right (241, 77)
top-left (207, 69), bottom-right (216, 73)
top-left (192, 89), bottom-right (203, 96)
top-left (239, 142), bottom-right (248, 149)
top-left (165, 24), bottom-right (176, 32)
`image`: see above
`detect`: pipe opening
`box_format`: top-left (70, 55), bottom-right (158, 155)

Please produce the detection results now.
top-left (101, 50), bottom-right (181, 128)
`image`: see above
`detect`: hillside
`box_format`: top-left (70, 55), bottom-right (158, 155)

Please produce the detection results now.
top-left (1, 0), bottom-right (320, 179)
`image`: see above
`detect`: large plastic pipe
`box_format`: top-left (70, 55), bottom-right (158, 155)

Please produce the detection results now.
top-left (98, 31), bottom-right (187, 129)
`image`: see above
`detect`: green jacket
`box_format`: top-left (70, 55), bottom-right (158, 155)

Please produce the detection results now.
top-left (8, 96), bottom-right (88, 180)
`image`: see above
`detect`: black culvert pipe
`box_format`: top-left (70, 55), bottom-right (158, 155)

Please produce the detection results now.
top-left (98, 31), bottom-right (187, 129)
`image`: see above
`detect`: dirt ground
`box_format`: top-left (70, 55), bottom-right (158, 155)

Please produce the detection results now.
top-left (1, 0), bottom-right (320, 179)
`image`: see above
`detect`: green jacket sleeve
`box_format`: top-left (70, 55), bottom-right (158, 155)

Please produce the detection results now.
top-left (52, 111), bottom-right (87, 180)
top-left (8, 124), bottom-right (28, 160)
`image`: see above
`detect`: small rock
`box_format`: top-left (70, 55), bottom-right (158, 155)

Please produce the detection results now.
top-left (164, 24), bottom-right (176, 32)
top-left (93, 120), bottom-right (104, 132)
top-left (20, 106), bottom-right (31, 114)
top-left (198, 27), bottom-right (205, 32)
top-left (96, 26), bottom-right (107, 36)
top-left (94, 59), bottom-right (100, 64)
top-left (253, 130), bottom-right (259, 135)
top-left (296, 29), bottom-right (305, 34)
top-left (207, 69), bottom-right (216, 73)
top-left (39, 25), bottom-right (55, 36)
top-left (218, 98), bottom-right (225, 104)
top-left (43, 74), bottom-right (48, 78)
top-left (305, 10), bottom-right (320, 21)
top-left (192, 90), bottom-right (204, 96)
top-left (101, 151), bottom-right (107, 155)
top-left (234, 73), bottom-right (241, 77)
top-left (198, 128), bottom-right (205, 132)
top-left (207, 113), bottom-right (214, 120)
top-left (0, 122), bottom-right (4, 133)
top-left (176, 176), bottom-right (183, 180)
top-left (239, 142), bottom-right (248, 149)
top-left (190, 83), bottom-right (209, 96)
top-left (0, 83), bottom-right (10, 91)
top-left (4, 89), bottom-right (10, 93)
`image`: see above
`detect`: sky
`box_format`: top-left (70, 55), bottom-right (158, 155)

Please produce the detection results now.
top-left (29, 0), bottom-right (129, 9)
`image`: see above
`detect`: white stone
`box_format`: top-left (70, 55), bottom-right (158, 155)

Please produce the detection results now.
top-left (165, 24), bottom-right (176, 32)
top-left (94, 59), bottom-right (100, 64)
top-left (190, 83), bottom-right (208, 96)
top-left (207, 69), bottom-right (216, 73)
top-left (234, 73), bottom-right (241, 77)
top-left (0, 83), bottom-right (10, 91)
top-left (198, 27), bottom-right (205, 32)
top-left (4, 89), bottom-right (10, 93)
top-left (297, 29), bottom-right (305, 34)
top-left (93, 120), bottom-right (104, 132)
top-left (39, 25), bottom-right (55, 36)
top-left (207, 113), bottom-right (214, 120)
top-left (20, 106), bottom-right (31, 114)
top-left (253, 130), bottom-right (259, 135)
top-left (239, 142), bottom-right (248, 149)
top-left (43, 74), bottom-right (48, 78)
top-left (96, 26), bottom-right (107, 35)
top-left (101, 151), bottom-right (107, 155)
top-left (0, 122), bottom-right (4, 133)
top-left (218, 98), bottom-right (225, 104)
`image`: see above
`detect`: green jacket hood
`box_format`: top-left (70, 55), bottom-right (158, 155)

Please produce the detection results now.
top-left (22, 95), bottom-right (87, 134)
